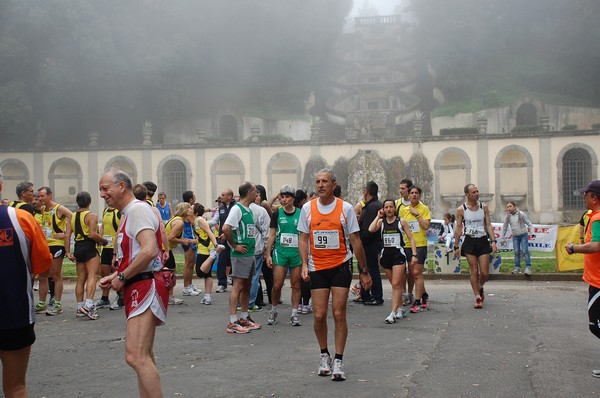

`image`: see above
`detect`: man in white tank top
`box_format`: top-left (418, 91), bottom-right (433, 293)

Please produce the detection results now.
top-left (453, 184), bottom-right (497, 309)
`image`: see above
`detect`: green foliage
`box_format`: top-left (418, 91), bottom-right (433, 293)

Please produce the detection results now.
top-left (560, 124), bottom-right (578, 131)
top-left (511, 125), bottom-right (542, 133)
top-left (439, 127), bottom-right (478, 136)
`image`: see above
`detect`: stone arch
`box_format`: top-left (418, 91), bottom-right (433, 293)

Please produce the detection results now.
top-left (157, 155), bottom-right (192, 205)
top-left (210, 153), bottom-right (245, 200)
top-left (266, 152), bottom-right (302, 198)
top-left (0, 158), bottom-right (30, 201)
top-left (104, 155), bottom-right (138, 185)
top-left (509, 97), bottom-right (544, 131)
top-left (516, 103), bottom-right (538, 126)
top-left (219, 115), bottom-right (239, 141)
top-left (434, 147), bottom-right (472, 215)
top-left (494, 145), bottom-right (534, 213)
top-left (557, 143), bottom-right (597, 211)
top-left (48, 157), bottom-right (82, 210)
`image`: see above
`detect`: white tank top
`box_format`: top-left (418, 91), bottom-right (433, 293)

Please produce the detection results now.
top-left (462, 202), bottom-right (487, 238)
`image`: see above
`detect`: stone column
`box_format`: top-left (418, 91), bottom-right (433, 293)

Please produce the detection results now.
top-left (477, 118), bottom-right (488, 134)
top-left (142, 120), bottom-right (152, 146)
top-left (539, 116), bottom-right (550, 131)
top-left (196, 129), bottom-right (206, 144)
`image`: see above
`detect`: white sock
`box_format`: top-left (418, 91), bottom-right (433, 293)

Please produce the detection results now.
top-left (241, 311), bottom-right (248, 319)
top-left (291, 308), bottom-right (298, 316)
top-left (85, 299), bottom-right (94, 309)
top-left (230, 315), bottom-right (238, 323)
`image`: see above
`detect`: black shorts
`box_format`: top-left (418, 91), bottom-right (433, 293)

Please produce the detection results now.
top-left (49, 246), bottom-right (65, 259)
top-left (309, 259), bottom-right (352, 290)
top-left (164, 250), bottom-right (176, 270)
top-left (73, 240), bottom-right (99, 262)
top-left (379, 247), bottom-right (407, 270)
top-left (404, 246), bottom-right (427, 265)
top-left (100, 247), bottom-right (114, 266)
top-left (0, 324), bottom-right (35, 351)
top-left (461, 236), bottom-right (491, 257)
top-left (196, 253), bottom-right (212, 278)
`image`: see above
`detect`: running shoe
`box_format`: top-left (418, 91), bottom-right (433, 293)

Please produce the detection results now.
top-left (421, 292), bottom-right (430, 310)
top-left (592, 369), bottom-right (600, 378)
top-left (395, 308), bottom-right (407, 320)
top-left (209, 249), bottom-right (219, 260)
top-left (524, 267), bottom-right (532, 276)
top-left (216, 244), bottom-right (226, 252)
top-left (290, 315), bottom-right (301, 326)
top-left (318, 353), bottom-right (332, 376)
top-left (248, 305), bottom-right (262, 312)
top-left (200, 296), bottom-right (212, 305)
top-left (168, 296), bottom-right (184, 305)
top-left (76, 307), bottom-right (86, 318)
top-left (110, 298), bottom-right (124, 310)
top-left (182, 286), bottom-right (201, 296)
top-left (80, 305), bottom-right (99, 320)
top-left (301, 305), bottom-right (309, 315)
top-left (226, 321), bottom-right (250, 334)
top-left (95, 299), bottom-right (111, 309)
top-left (215, 285), bottom-right (227, 293)
top-left (402, 293), bottom-right (410, 306)
top-left (35, 301), bottom-right (47, 314)
top-left (474, 296), bottom-right (483, 309)
top-left (46, 301), bottom-right (62, 316)
top-left (190, 284), bottom-right (202, 293)
top-left (385, 312), bottom-right (396, 324)
top-left (511, 267), bottom-right (521, 275)
top-left (350, 283), bottom-right (361, 299)
top-left (48, 296), bottom-right (56, 307)
top-left (238, 316), bottom-right (261, 330)
top-left (331, 359), bottom-right (346, 381)
top-left (410, 301), bottom-right (422, 313)
top-left (267, 309), bottom-right (278, 325)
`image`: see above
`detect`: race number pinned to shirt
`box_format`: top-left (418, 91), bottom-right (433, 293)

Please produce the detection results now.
top-left (280, 233), bottom-right (298, 247)
top-left (246, 224), bottom-right (256, 238)
top-left (408, 220), bottom-right (421, 233)
top-left (42, 227), bottom-right (53, 239)
top-left (103, 235), bottom-right (113, 246)
top-left (313, 230), bottom-right (340, 249)
top-left (383, 233), bottom-right (401, 248)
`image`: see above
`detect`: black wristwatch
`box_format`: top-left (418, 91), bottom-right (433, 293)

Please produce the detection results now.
top-left (117, 272), bottom-right (126, 282)
top-left (568, 244), bottom-right (575, 254)
top-left (412, 255), bottom-right (418, 258)
top-left (360, 266), bottom-right (369, 275)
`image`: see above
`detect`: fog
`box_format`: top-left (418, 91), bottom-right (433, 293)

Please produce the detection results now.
top-left (0, 0), bottom-right (598, 148)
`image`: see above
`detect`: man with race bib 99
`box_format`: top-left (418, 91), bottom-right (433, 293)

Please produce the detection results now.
top-left (299, 169), bottom-right (372, 382)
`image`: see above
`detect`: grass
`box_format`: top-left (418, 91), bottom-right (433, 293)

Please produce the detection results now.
top-left (60, 250), bottom-right (577, 279)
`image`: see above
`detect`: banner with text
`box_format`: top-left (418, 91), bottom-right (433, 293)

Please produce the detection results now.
top-left (491, 223), bottom-right (558, 252)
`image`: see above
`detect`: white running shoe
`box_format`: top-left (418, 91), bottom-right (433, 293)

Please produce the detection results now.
top-left (385, 312), bottom-right (396, 324)
top-left (200, 296), bottom-right (212, 305)
top-left (318, 353), bottom-right (332, 376)
top-left (331, 359), bottom-right (346, 381)
top-left (182, 286), bottom-right (201, 296)
top-left (267, 309), bottom-right (278, 325)
top-left (168, 296), bottom-right (184, 305)
top-left (290, 315), bottom-right (301, 326)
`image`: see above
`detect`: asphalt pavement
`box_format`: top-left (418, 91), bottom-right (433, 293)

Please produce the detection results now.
top-left (26, 275), bottom-right (600, 398)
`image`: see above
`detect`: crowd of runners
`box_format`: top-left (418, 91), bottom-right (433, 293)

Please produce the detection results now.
top-left (2, 168), bottom-right (502, 389)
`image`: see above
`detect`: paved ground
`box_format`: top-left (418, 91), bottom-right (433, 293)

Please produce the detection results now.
top-left (26, 276), bottom-right (600, 398)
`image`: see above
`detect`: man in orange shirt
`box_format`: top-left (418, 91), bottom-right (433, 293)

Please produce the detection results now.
top-left (299, 169), bottom-right (372, 381)
top-left (565, 180), bottom-right (600, 378)
top-left (0, 170), bottom-right (53, 397)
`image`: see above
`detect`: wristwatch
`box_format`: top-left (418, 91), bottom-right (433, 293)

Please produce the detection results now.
top-left (412, 255), bottom-right (418, 258)
top-left (117, 272), bottom-right (126, 282)
top-left (360, 266), bottom-right (369, 275)
top-left (568, 244), bottom-right (575, 254)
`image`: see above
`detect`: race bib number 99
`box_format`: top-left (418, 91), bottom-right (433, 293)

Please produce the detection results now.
top-left (312, 230), bottom-right (340, 250)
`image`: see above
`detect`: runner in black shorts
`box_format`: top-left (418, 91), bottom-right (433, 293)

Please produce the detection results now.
top-left (368, 199), bottom-right (418, 324)
top-left (454, 184), bottom-right (497, 309)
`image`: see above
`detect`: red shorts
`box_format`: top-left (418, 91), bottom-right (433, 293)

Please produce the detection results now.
top-left (124, 272), bottom-right (168, 326)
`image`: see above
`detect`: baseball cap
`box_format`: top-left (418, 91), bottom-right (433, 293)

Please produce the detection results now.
top-left (280, 184), bottom-right (295, 196)
top-left (579, 180), bottom-right (600, 195)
